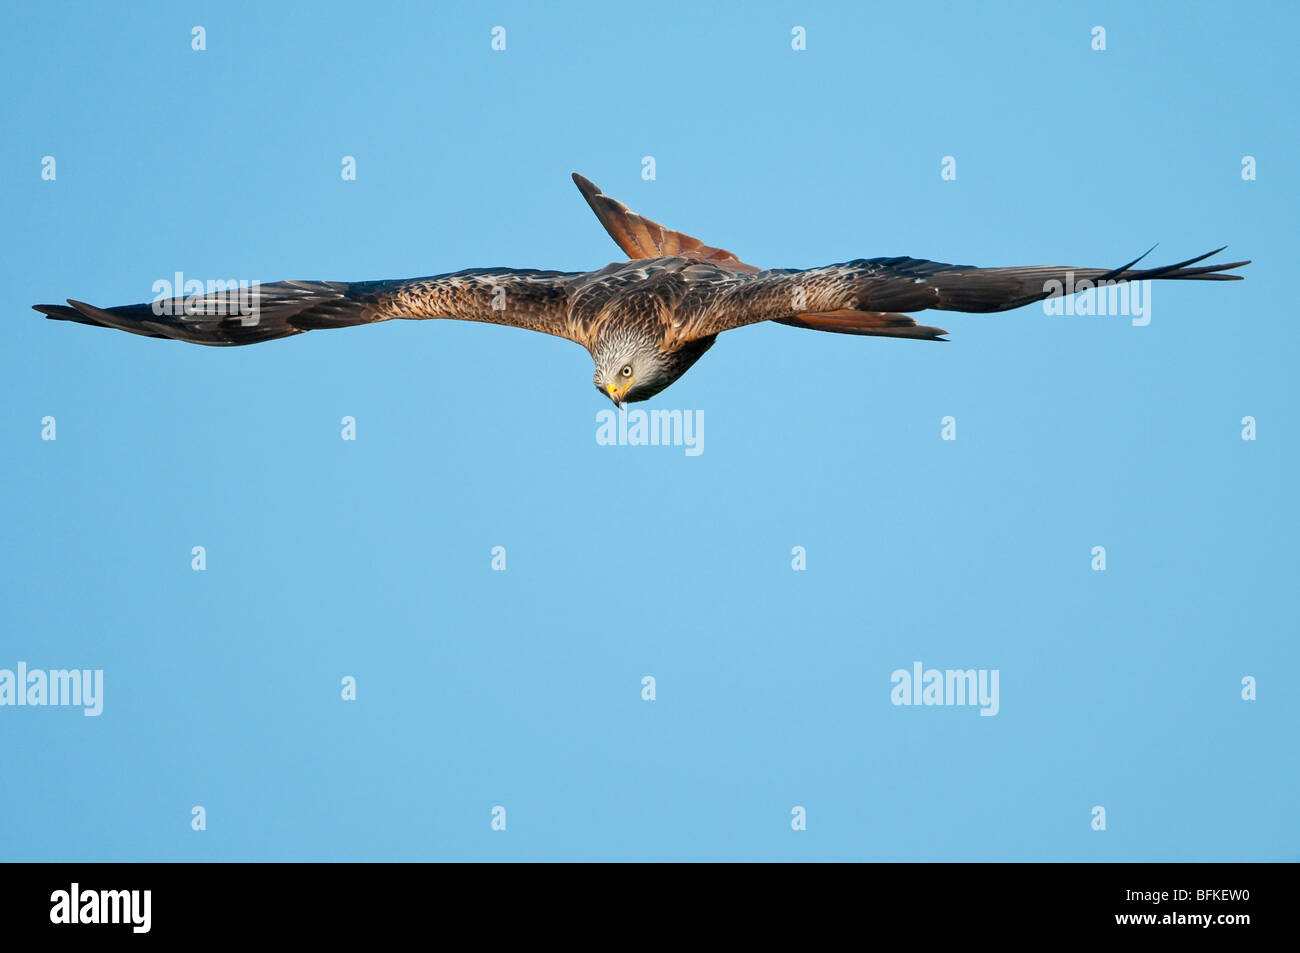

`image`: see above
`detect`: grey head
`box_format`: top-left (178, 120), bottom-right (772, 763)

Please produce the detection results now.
top-left (591, 329), bottom-right (717, 406)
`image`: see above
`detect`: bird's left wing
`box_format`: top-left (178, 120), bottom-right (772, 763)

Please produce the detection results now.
top-left (34, 268), bottom-right (587, 348)
top-left (670, 250), bottom-right (1249, 343)
top-left (572, 175), bottom-right (1249, 345)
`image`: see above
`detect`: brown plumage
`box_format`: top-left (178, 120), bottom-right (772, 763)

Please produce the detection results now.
top-left (33, 173), bottom-right (1249, 406)
top-left (571, 172), bottom-right (761, 275)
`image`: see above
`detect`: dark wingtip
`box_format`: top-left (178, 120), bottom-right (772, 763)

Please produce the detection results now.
top-left (1100, 243), bottom-right (1159, 282)
top-left (65, 298), bottom-right (104, 320)
top-left (1103, 246), bottom-right (1250, 283)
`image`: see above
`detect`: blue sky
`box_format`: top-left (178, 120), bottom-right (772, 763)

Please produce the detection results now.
top-left (1, 0), bottom-right (1295, 860)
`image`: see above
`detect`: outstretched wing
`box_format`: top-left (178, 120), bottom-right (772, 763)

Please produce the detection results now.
top-left (572, 173), bottom-right (1250, 345)
top-left (572, 173), bottom-right (761, 274)
top-left (34, 268), bottom-right (586, 348)
top-left (670, 249), bottom-right (1250, 343)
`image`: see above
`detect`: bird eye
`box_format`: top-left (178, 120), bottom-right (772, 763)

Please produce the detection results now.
top-left (620, 364), bottom-right (633, 378)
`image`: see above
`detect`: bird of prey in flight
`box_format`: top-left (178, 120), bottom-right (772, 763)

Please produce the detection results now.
top-left (35, 173), bottom-right (1248, 406)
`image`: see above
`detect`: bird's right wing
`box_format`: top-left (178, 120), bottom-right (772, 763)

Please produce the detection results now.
top-left (34, 268), bottom-right (588, 348)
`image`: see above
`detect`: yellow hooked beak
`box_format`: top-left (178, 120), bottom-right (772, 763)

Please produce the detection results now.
top-left (605, 380), bottom-right (633, 405)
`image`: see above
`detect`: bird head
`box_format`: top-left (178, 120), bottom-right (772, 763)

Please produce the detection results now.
top-left (591, 332), bottom-right (719, 407)
top-left (593, 349), bottom-right (656, 408)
